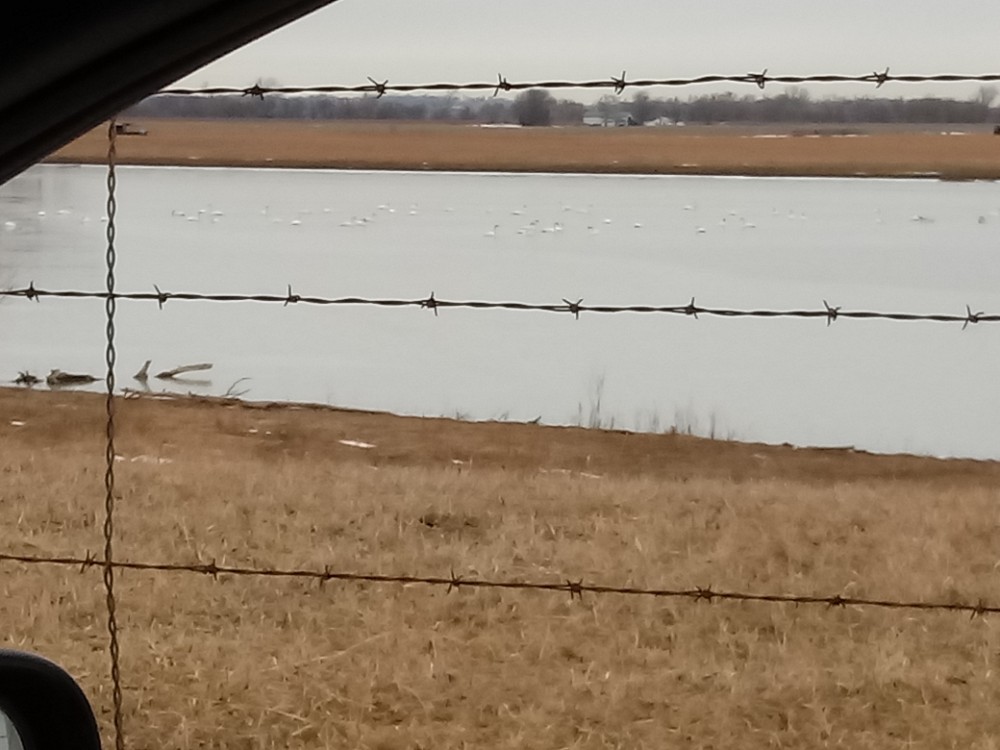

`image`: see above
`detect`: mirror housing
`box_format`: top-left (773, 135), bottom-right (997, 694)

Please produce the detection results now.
top-left (0, 650), bottom-right (101, 750)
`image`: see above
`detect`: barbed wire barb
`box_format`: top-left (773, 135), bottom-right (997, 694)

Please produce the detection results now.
top-left (562, 297), bottom-right (583, 319)
top-left (963, 304), bottom-right (983, 330)
top-left (685, 297), bottom-right (699, 319)
top-left (81, 550), bottom-right (98, 573)
top-left (823, 299), bottom-right (840, 326)
top-left (749, 69), bottom-right (768, 90)
top-left (493, 73), bottom-right (511, 97)
top-left (612, 71), bottom-right (628, 95)
top-left (242, 83), bottom-right (266, 100)
top-left (366, 76), bottom-right (388, 98)
top-left (421, 291), bottom-right (439, 316)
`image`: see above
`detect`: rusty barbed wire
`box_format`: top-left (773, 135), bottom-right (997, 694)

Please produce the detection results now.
top-left (158, 68), bottom-right (1000, 98)
top-left (0, 285), bottom-right (996, 328)
top-left (0, 550), bottom-right (995, 619)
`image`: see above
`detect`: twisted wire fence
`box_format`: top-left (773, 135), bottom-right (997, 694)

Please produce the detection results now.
top-left (2, 285), bottom-right (997, 329)
top-left (1, 285), bottom-right (997, 327)
top-left (5, 68), bottom-right (1000, 748)
top-left (159, 69), bottom-right (1000, 98)
top-left (2, 551), bottom-right (998, 618)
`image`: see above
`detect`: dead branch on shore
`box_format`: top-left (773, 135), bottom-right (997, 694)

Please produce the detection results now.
top-left (222, 377), bottom-right (251, 399)
top-left (14, 371), bottom-right (41, 386)
top-left (155, 363), bottom-right (213, 380)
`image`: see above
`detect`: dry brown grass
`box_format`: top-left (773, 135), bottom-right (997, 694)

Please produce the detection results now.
top-left (3, 386), bottom-right (1000, 748)
top-left (47, 118), bottom-right (1000, 179)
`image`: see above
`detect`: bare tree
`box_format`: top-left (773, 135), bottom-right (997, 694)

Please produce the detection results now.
top-left (552, 99), bottom-right (584, 125)
top-left (596, 95), bottom-right (620, 126)
top-left (628, 93), bottom-right (657, 125)
top-left (479, 98), bottom-right (511, 124)
top-left (975, 85), bottom-right (998, 108)
top-left (513, 89), bottom-right (555, 126)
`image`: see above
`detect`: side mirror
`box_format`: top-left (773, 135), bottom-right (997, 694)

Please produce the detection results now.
top-left (0, 650), bottom-right (102, 750)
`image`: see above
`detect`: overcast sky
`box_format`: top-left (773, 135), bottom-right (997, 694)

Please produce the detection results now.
top-left (175, 0), bottom-right (1000, 102)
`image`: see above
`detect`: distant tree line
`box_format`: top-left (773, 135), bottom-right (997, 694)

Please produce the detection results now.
top-left (616, 86), bottom-right (1000, 125)
top-left (124, 91), bottom-right (585, 125)
top-left (124, 85), bottom-right (1000, 126)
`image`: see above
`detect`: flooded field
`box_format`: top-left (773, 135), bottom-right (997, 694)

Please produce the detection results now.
top-left (3, 164), bottom-right (1000, 457)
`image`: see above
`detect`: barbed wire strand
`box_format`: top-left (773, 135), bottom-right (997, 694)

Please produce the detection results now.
top-left (0, 551), bottom-right (995, 619)
top-left (0, 286), bottom-right (994, 328)
top-left (103, 118), bottom-right (126, 750)
top-left (158, 69), bottom-right (1000, 98)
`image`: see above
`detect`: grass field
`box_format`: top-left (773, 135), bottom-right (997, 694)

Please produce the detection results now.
top-left (3, 386), bottom-right (1000, 749)
top-left (47, 118), bottom-right (1000, 179)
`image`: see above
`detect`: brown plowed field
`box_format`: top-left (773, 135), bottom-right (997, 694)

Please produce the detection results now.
top-left (47, 118), bottom-right (1000, 179)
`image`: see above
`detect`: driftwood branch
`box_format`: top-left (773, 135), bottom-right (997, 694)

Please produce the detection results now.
top-left (155, 363), bottom-right (213, 380)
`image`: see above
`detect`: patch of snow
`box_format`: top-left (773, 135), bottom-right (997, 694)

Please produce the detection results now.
top-left (339, 439), bottom-right (375, 449)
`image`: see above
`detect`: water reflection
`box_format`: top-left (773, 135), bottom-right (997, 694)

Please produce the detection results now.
top-left (3, 165), bottom-right (1000, 458)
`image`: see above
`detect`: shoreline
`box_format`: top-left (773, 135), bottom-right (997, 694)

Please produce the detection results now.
top-left (3, 384), bottom-right (997, 465)
top-left (4, 384), bottom-right (999, 474)
top-left (43, 156), bottom-right (993, 181)
top-left (45, 118), bottom-right (1000, 180)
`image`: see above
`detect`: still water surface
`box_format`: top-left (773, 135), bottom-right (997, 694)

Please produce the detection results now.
top-left (2, 165), bottom-right (1000, 458)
